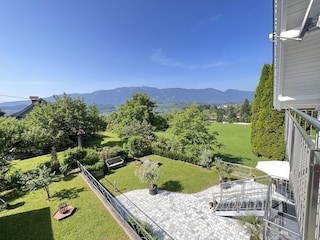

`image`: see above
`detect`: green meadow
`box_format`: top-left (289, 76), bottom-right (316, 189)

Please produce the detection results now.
top-left (209, 122), bottom-right (269, 167)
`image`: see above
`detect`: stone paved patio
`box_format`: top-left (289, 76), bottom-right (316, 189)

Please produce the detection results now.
top-left (117, 185), bottom-right (251, 240)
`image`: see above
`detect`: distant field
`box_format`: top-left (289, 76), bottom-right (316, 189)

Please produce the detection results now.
top-left (209, 122), bottom-right (269, 167)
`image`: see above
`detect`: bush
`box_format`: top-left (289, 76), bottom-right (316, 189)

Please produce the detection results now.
top-left (100, 146), bottom-right (128, 160)
top-left (5, 169), bottom-right (24, 190)
top-left (50, 147), bottom-right (60, 174)
top-left (199, 149), bottom-right (213, 169)
top-left (128, 217), bottom-right (159, 240)
top-left (82, 149), bottom-right (100, 165)
top-left (63, 147), bottom-right (87, 169)
top-left (59, 160), bottom-right (69, 176)
top-left (152, 147), bottom-right (200, 164)
top-left (126, 136), bottom-right (152, 157)
top-left (86, 161), bottom-right (104, 172)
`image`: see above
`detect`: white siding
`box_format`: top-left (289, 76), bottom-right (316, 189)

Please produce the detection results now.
top-left (273, 0), bottom-right (320, 109)
top-left (282, 31), bottom-right (320, 97)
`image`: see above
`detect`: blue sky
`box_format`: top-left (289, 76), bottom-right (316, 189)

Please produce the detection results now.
top-left (0, 0), bottom-right (272, 103)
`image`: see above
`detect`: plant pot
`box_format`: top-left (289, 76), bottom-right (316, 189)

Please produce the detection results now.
top-left (149, 184), bottom-right (158, 195)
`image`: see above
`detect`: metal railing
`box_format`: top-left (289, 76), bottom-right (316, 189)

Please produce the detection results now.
top-left (276, 107), bottom-right (320, 240)
top-left (77, 161), bottom-right (174, 240)
top-left (264, 177), bottom-right (299, 240)
top-left (216, 176), bottom-right (270, 202)
top-left (213, 176), bottom-right (270, 216)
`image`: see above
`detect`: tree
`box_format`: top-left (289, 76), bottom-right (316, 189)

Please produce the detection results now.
top-left (23, 93), bottom-right (106, 152)
top-left (167, 103), bottom-right (221, 156)
top-left (86, 104), bottom-right (107, 134)
top-left (240, 98), bottom-right (252, 123)
top-left (227, 105), bottom-right (237, 123)
top-left (251, 64), bottom-right (286, 160)
top-left (135, 161), bottom-right (161, 189)
top-left (21, 164), bottom-right (54, 200)
top-left (0, 117), bottom-right (25, 159)
top-left (216, 108), bottom-right (224, 122)
top-left (119, 120), bottom-right (155, 140)
top-left (50, 147), bottom-right (60, 173)
top-left (111, 93), bottom-right (165, 133)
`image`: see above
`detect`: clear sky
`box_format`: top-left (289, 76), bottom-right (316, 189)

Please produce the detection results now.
top-left (0, 0), bottom-right (273, 103)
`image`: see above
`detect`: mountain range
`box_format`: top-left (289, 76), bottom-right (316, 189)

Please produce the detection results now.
top-left (1, 87), bottom-right (255, 114)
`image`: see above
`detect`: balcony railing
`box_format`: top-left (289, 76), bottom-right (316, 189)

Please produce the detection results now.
top-left (269, 107), bottom-right (320, 240)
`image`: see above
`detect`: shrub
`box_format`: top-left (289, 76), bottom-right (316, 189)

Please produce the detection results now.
top-left (126, 136), bottom-right (152, 157)
top-left (86, 160), bottom-right (104, 172)
top-left (199, 149), bottom-right (213, 169)
top-left (63, 147), bottom-right (87, 169)
top-left (100, 146), bottom-right (128, 160)
top-left (152, 147), bottom-right (200, 165)
top-left (128, 217), bottom-right (159, 240)
top-left (50, 147), bottom-right (60, 174)
top-left (59, 160), bottom-right (70, 176)
top-left (82, 149), bottom-right (100, 165)
top-left (5, 169), bottom-right (24, 190)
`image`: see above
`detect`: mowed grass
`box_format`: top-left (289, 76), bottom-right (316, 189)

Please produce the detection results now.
top-left (10, 152), bottom-right (65, 172)
top-left (0, 123), bottom-right (268, 240)
top-left (101, 155), bottom-right (220, 195)
top-left (209, 122), bottom-right (269, 167)
top-left (0, 158), bottom-right (129, 240)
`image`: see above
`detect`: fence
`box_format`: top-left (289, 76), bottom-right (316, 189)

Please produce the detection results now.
top-left (219, 160), bottom-right (255, 179)
top-left (264, 107), bottom-right (320, 240)
top-left (77, 161), bottom-right (174, 240)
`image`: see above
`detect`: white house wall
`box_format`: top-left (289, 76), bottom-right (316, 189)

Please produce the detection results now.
top-left (273, 0), bottom-right (320, 110)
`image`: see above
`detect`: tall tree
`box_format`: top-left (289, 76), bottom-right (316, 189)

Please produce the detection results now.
top-left (112, 93), bottom-right (165, 133)
top-left (23, 94), bottom-right (106, 151)
top-left (0, 117), bottom-right (25, 159)
top-left (167, 103), bottom-right (221, 156)
top-left (251, 64), bottom-right (286, 160)
top-left (216, 108), bottom-right (224, 122)
top-left (240, 98), bottom-right (252, 122)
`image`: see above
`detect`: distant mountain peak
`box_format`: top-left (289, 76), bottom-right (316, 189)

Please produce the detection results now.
top-left (0, 87), bottom-right (255, 110)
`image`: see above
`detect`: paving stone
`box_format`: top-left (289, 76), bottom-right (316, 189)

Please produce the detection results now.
top-left (117, 184), bottom-right (252, 240)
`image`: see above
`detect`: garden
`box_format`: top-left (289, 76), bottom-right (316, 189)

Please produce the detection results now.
top-left (0, 94), bottom-right (271, 240)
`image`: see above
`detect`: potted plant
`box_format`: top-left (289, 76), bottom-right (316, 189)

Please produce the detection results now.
top-left (135, 160), bottom-right (161, 195)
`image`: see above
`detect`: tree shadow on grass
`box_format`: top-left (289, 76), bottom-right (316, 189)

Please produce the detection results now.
top-left (83, 134), bottom-right (104, 148)
top-left (52, 187), bottom-right (85, 201)
top-left (160, 180), bottom-right (184, 192)
top-left (215, 153), bottom-right (247, 164)
top-left (101, 140), bottom-right (125, 148)
top-left (1, 189), bottom-right (27, 203)
top-left (62, 172), bottom-right (78, 182)
top-left (8, 202), bottom-right (25, 210)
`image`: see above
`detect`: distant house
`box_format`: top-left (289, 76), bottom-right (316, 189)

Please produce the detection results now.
top-left (9, 96), bottom-right (46, 120)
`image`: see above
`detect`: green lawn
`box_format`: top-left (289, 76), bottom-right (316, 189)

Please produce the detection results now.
top-left (0, 122), bottom-right (269, 240)
top-left (0, 159), bottom-right (129, 240)
top-left (101, 155), bottom-right (220, 195)
top-left (10, 152), bottom-right (65, 172)
top-left (209, 122), bottom-right (269, 167)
